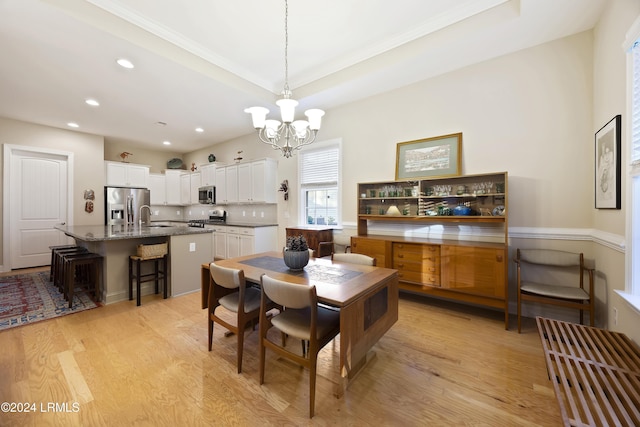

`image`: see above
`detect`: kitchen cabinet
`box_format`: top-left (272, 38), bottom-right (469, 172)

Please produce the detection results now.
top-left (105, 161), bottom-right (149, 188)
top-left (212, 225), bottom-right (277, 259)
top-left (148, 173), bottom-right (166, 205)
top-left (180, 172), bottom-right (201, 205)
top-left (215, 165), bottom-right (238, 204)
top-left (165, 170), bottom-right (183, 205)
top-left (238, 158), bottom-right (278, 203)
top-left (350, 237), bottom-right (391, 267)
top-left (200, 163), bottom-right (217, 186)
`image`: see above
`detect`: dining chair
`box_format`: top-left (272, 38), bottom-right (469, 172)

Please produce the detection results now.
top-left (208, 262), bottom-right (262, 373)
top-left (259, 274), bottom-right (340, 418)
top-left (515, 248), bottom-right (595, 333)
top-left (331, 252), bottom-right (376, 266)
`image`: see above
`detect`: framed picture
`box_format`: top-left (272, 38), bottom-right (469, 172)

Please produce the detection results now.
top-left (595, 115), bottom-right (621, 209)
top-left (395, 133), bottom-right (462, 180)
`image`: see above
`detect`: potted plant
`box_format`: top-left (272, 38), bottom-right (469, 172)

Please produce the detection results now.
top-left (283, 235), bottom-right (310, 271)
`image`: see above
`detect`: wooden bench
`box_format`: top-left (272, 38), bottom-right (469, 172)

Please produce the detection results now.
top-left (536, 317), bottom-right (640, 426)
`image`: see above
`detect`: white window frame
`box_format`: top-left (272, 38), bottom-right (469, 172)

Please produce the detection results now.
top-left (621, 15), bottom-right (640, 310)
top-left (298, 138), bottom-right (342, 227)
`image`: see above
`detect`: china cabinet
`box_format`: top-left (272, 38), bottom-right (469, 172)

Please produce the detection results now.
top-left (352, 171), bottom-right (509, 329)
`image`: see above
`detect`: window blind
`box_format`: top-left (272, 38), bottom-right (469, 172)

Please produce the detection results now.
top-left (631, 41), bottom-right (640, 169)
top-left (300, 146), bottom-right (339, 185)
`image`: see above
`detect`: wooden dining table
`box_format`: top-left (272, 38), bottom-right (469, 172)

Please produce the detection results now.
top-left (200, 251), bottom-right (399, 396)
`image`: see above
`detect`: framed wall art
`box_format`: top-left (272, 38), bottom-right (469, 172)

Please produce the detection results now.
top-left (595, 114), bottom-right (621, 209)
top-left (395, 133), bottom-right (462, 180)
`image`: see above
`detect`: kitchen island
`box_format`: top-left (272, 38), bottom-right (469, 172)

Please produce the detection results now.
top-left (55, 224), bottom-right (213, 304)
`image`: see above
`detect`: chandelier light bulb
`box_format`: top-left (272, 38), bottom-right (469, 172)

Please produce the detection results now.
top-left (243, 0), bottom-right (325, 158)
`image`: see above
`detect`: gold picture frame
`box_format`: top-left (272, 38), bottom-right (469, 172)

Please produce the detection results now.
top-left (395, 133), bottom-right (462, 180)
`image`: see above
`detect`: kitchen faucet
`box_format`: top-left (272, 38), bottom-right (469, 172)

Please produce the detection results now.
top-left (139, 205), bottom-right (152, 226)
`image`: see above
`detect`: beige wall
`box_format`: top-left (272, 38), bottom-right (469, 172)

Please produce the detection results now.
top-left (0, 117), bottom-right (105, 268)
top-left (592, 0), bottom-right (640, 343)
top-left (104, 138), bottom-right (183, 173)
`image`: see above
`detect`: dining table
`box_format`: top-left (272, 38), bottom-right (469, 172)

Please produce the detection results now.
top-left (200, 251), bottom-right (399, 396)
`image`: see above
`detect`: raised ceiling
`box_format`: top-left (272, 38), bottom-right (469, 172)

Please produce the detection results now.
top-left (0, 0), bottom-right (606, 153)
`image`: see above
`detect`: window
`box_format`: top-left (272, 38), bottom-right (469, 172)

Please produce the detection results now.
top-left (626, 18), bottom-right (640, 299)
top-left (299, 140), bottom-right (341, 226)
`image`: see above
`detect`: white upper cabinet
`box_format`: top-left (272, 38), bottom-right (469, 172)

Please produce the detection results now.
top-left (215, 167), bottom-right (227, 204)
top-left (165, 170), bottom-right (183, 205)
top-left (237, 158), bottom-right (277, 203)
top-left (200, 163), bottom-right (217, 186)
top-left (148, 173), bottom-right (166, 205)
top-left (180, 172), bottom-right (201, 205)
top-left (105, 161), bottom-right (149, 188)
top-left (225, 165), bottom-right (239, 203)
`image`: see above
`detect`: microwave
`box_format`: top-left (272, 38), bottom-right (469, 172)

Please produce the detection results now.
top-left (198, 185), bottom-right (216, 204)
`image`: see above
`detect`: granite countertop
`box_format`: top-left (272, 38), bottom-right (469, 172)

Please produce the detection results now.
top-left (55, 224), bottom-right (212, 242)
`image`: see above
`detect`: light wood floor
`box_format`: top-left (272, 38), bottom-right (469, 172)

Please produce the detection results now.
top-left (0, 269), bottom-right (560, 426)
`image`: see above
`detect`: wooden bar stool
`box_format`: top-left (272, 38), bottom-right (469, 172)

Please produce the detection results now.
top-left (49, 244), bottom-right (78, 281)
top-left (53, 246), bottom-right (88, 292)
top-left (63, 252), bottom-right (103, 308)
top-left (128, 254), bottom-right (168, 306)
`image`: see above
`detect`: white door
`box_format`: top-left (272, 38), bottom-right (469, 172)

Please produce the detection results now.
top-left (6, 147), bottom-right (72, 269)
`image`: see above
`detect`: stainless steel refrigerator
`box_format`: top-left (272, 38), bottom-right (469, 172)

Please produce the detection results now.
top-left (105, 186), bottom-right (151, 226)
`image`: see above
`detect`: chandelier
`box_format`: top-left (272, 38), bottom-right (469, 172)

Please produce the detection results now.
top-left (244, 0), bottom-right (325, 158)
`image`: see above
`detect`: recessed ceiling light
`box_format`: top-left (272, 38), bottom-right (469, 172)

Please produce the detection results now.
top-left (163, 141), bottom-right (171, 146)
top-left (67, 122), bottom-right (79, 128)
top-left (195, 127), bottom-right (204, 133)
top-left (85, 98), bottom-right (100, 107)
top-left (116, 58), bottom-right (134, 69)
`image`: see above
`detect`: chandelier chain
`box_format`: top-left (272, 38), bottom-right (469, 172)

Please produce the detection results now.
top-left (283, 0), bottom-right (290, 96)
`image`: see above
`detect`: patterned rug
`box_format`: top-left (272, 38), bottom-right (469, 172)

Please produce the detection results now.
top-left (0, 271), bottom-right (99, 331)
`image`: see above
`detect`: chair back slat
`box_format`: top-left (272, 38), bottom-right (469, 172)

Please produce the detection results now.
top-left (519, 249), bottom-right (580, 267)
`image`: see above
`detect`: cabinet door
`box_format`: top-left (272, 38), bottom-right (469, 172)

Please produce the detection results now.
top-left (440, 245), bottom-right (506, 298)
top-left (351, 237), bottom-right (389, 267)
top-left (190, 172), bottom-right (201, 204)
top-left (214, 230), bottom-right (227, 259)
top-left (238, 163), bottom-right (252, 202)
top-left (200, 163), bottom-right (216, 186)
top-left (227, 234), bottom-right (240, 258)
top-left (251, 159), bottom-right (277, 203)
top-left (226, 165), bottom-right (239, 203)
top-left (215, 167), bottom-right (227, 203)
top-left (105, 162), bottom-right (128, 186)
top-left (180, 174), bottom-right (190, 205)
top-left (239, 235), bottom-right (254, 256)
top-left (148, 174), bottom-right (166, 205)
top-left (127, 164), bottom-right (149, 188)
top-left (165, 171), bottom-right (182, 205)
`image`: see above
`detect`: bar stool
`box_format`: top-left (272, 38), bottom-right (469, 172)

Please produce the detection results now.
top-left (52, 246), bottom-right (88, 291)
top-left (63, 252), bottom-right (103, 308)
top-left (49, 244), bottom-right (78, 281)
top-left (128, 254), bottom-right (168, 306)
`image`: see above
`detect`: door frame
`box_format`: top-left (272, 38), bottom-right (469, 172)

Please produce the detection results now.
top-left (2, 144), bottom-right (74, 272)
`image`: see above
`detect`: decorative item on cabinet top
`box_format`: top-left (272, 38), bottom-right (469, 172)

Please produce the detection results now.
top-left (119, 152), bottom-right (132, 162)
top-left (208, 154), bottom-right (216, 162)
top-left (167, 158), bottom-right (183, 169)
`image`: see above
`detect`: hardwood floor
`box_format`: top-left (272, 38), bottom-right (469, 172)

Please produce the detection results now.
top-left (0, 277), bottom-right (560, 426)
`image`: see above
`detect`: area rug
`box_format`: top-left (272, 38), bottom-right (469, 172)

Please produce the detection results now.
top-left (0, 271), bottom-right (99, 331)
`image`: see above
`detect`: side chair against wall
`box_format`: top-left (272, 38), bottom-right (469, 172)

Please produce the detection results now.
top-left (258, 274), bottom-right (340, 418)
top-left (331, 252), bottom-right (376, 266)
top-left (208, 262), bottom-right (263, 373)
top-left (515, 248), bottom-right (595, 333)
top-left (318, 234), bottom-right (351, 257)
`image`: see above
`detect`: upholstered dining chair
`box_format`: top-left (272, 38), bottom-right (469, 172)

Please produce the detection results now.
top-left (208, 262), bottom-right (262, 373)
top-left (331, 252), bottom-right (376, 266)
top-left (258, 274), bottom-right (340, 418)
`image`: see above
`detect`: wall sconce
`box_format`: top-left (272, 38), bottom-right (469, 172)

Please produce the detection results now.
top-left (279, 180), bottom-right (289, 201)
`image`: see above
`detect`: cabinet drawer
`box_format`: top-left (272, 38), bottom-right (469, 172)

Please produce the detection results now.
top-left (397, 270), bottom-right (440, 285)
top-left (393, 260), bottom-right (439, 274)
top-left (393, 243), bottom-right (439, 262)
